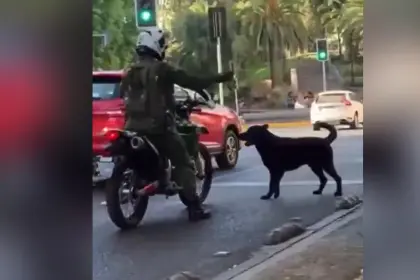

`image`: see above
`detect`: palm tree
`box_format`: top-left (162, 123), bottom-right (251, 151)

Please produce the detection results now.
top-left (321, 0), bottom-right (363, 59)
top-left (169, 0), bottom-right (216, 75)
top-left (234, 0), bottom-right (308, 88)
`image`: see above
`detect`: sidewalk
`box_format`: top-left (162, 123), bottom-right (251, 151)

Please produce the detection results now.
top-left (240, 214), bottom-right (363, 280)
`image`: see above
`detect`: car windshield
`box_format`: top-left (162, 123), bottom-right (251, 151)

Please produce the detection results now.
top-left (316, 93), bottom-right (345, 103)
top-left (92, 75), bottom-right (121, 100)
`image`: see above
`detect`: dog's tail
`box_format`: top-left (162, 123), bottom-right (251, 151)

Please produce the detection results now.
top-left (318, 122), bottom-right (337, 143)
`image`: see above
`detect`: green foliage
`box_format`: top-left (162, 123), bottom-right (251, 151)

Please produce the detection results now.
top-left (93, 0), bottom-right (138, 70)
top-left (92, 0), bottom-right (364, 90)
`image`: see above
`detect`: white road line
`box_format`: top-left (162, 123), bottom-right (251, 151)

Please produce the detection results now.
top-left (212, 180), bottom-right (363, 187)
top-left (99, 180), bottom-right (363, 205)
top-left (214, 165), bottom-right (264, 181)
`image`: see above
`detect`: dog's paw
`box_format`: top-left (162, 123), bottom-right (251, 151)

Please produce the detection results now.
top-left (334, 191), bottom-right (343, 197)
top-left (260, 194), bottom-right (271, 200)
top-left (273, 193), bottom-right (280, 199)
top-left (313, 190), bottom-right (322, 195)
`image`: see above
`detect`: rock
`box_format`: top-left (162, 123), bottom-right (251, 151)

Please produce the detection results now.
top-left (335, 195), bottom-right (362, 210)
top-left (167, 271), bottom-right (200, 280)
top-left (264, 222), bottom-right (306, 246)
top-left (213, 251), bottom-right (231, 257)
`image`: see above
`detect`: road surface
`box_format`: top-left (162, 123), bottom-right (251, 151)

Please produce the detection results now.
top-left (93, 126), bottom-right (363, 280)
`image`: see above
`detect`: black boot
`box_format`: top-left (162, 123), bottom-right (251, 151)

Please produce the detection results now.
top-left (187, 199), bottom-right (211, 222)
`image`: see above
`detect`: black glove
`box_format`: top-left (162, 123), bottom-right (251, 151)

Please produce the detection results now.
top-left (216, 71), bottom-right (234, 83)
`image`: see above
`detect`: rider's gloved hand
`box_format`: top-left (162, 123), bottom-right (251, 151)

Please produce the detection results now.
top-left (219, 71), bottom-right (234, 82)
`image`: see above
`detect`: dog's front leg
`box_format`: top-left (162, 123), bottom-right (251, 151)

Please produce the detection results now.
top-left (261, 171), bottom-right (284, 200)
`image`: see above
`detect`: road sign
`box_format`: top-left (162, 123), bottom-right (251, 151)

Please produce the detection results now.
top-left (208, 7), bottom-right (227, 42)
top-left (134, 0), bottom-right (157, 28)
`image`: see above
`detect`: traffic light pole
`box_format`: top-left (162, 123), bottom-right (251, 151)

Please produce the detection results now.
top-left (322, 61), bottom-right (327, 91)
top-left (216, 36), bottom-right (224, 105)
top-left (229, 61), bottom-right (239, 113)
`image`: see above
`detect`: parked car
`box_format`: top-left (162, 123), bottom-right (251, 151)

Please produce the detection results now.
top-left (310, 90), bottom-right (363, 130)
top-left (92, 70), bottom-right (242, 170)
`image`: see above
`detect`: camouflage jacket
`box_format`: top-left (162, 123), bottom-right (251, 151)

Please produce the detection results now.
top-left (120, 55), bottom-right (231, 133)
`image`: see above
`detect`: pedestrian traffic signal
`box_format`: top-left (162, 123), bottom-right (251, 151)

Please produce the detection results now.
top-left (135, 0), bottom-right (157, 28)
top-left (316, 38), bottom-right (329, 61)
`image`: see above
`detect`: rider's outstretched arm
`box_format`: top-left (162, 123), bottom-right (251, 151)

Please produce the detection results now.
top-left (160, 62), bottom-right (232, 93)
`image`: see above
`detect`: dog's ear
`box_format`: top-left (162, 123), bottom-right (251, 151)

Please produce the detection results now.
top-left (263, 124), bottom-right (269, 129)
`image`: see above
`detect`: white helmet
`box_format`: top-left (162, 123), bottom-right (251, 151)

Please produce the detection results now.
top-left (136, 27), bottom-right (168, 60)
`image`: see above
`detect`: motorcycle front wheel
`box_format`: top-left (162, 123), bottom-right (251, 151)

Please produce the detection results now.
top-left (179, 143), bottom-right (213, 206)
top-left (105, 162), bottom-right (149, 230)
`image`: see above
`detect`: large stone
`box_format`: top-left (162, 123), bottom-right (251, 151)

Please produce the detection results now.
top-left (167, 271), bottom-right (200, 280)
top-left (335, 195), bottom-right (362, 210)
top-left (264, 222), bottom-right (306, 246)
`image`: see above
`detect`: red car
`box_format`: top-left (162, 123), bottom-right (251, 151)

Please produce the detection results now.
top-left (92, 70), bottom-right (243, 170)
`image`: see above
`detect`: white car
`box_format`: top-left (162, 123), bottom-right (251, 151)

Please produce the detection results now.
top-left (310, 90), bottom-right (363, 130)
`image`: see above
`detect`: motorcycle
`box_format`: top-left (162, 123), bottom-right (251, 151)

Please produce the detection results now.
top-left (103, 92), bottom-right (213, 230)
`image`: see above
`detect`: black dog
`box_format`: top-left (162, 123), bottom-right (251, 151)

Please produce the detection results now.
top-left (238, 123), bottom-right (342, 200)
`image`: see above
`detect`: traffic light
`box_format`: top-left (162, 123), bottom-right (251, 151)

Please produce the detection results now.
top-left (316, 38), bottom-right (329, 61)
top-left (135, 0), bottom-right (157, 28)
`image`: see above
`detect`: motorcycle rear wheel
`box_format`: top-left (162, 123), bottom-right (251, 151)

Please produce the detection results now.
top-left (179, 143), bottom-right (213, 206)
top-left (105, 163), bottom-right (149, 230)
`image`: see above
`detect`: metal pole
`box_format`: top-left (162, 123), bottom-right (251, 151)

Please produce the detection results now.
top-left (234, 78), bottom-right (239, 113)
top-left (216, 36), bottom-right (224, 105)
top-left (322, 61), bottom-right (327, 91)
top-left (229, 60), bottom-right (239, 113)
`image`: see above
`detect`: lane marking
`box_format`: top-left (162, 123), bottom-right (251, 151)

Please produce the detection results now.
top-left (212, 180), bottom-right (363, 187)
top-left (213, 165), bottom-right (264, 181)
top-left (98, 180), bottom-right (363, 205)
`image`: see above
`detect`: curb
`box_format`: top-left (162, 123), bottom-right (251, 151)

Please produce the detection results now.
top-left (211, 197), bottom-right (362, 280)
top-left (166, 195), bottom-right (363, 280)
top-left (242, 121), bottom-right (310, 129)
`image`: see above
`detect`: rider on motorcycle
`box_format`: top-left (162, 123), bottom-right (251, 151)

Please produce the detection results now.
top-left (119, 27), bottom-right (234, 221)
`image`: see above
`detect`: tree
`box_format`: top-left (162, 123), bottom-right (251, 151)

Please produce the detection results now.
top-left (93, 0), bottom-right (138, 70)
top-left (234, 0), bottom-right (308, 88)
top-left (320, 0), bottom-right (363, 59)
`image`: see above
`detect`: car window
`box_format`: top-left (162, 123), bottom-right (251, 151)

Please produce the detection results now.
top-left (316, 93), bottom-right (346, 103)
top-left (92, 75), bottom-right (121, 100)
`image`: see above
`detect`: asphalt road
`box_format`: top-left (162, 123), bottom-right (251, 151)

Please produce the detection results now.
top-left (93, 126), bottom-right (363, 280)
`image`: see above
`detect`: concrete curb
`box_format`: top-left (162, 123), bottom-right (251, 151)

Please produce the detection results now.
top-left (165, 196), bottom-right (363, 280)
top-left (211, 200), bottom-right (363, 280)
top-left (243, 121), bottom-right (310, 129)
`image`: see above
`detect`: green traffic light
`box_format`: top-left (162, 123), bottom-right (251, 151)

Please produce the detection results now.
top-left (318, 52), bottom-right (326, 59)
top-left (139, 9), bottom-right (152, 22)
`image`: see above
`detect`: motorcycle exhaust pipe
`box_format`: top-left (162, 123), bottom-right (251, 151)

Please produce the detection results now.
top-left (130, 136), bottom-right (145, 150)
